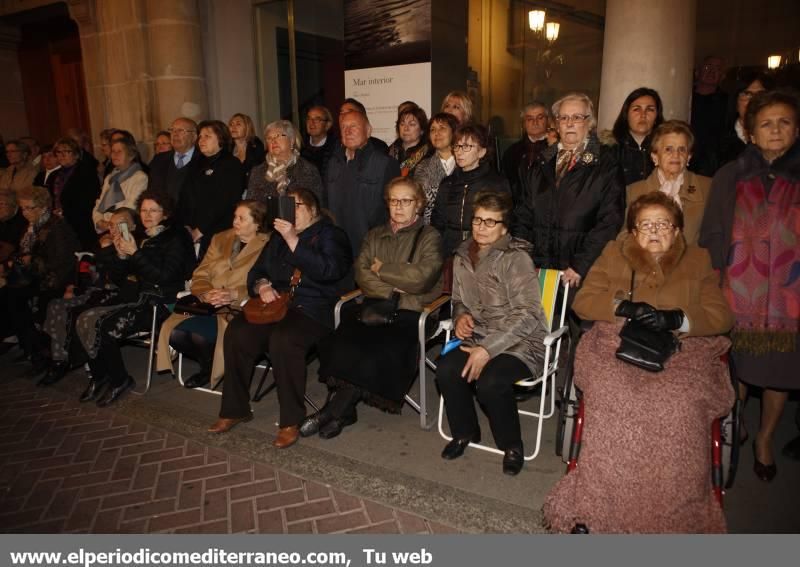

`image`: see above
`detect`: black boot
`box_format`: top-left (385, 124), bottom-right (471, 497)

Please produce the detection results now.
top-left (79, 376), bottom-right (108, 403)
top-left (38, 361), bottom-right (69, 386)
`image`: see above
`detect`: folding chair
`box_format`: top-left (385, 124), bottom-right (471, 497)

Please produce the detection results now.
top-left (334, 290), bottom-right (452, 429)
top-left (436, 268), bottom-right (570, 461)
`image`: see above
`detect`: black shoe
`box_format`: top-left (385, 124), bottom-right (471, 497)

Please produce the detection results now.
top-left (441, 434), bottom-right (481, 460)
top-left (782, 435), bottom-right (800, 461)
top-left (571, 523), bottom-right (590, 534)
top-left (38, 361), bottom-right (69, 386)
top-left (80, 378), bottom-right (107, 403)
top-left (752, 441), bottom-right (777, 483)
top-left (318, 410), bottom-right (358, 440)
top-left (96, 376), bottom-right (135, 407)
top-left (299, 406), bottom-right (334, 437)
top-left (502, 448), bottom-right (524, 476)
top-left (184, 370), bottom-right (211, 389)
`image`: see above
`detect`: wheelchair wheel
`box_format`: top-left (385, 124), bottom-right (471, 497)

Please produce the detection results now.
top-left (721, 397), bottom-right (741, 489)
top-left (555, 333), bottom-right (578, 459)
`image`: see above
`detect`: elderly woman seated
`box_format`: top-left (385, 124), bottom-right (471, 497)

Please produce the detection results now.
top-left (437, 191), bottom-right (547, 476)
top-left (92, 136), bottom-right (148, 235)
top-left (544, 192), bottom-right (735, 533)
top-left (625, 120), bottom-right (711, 245)
top-left (2, 185), bottom-right (80, 372)
top-left (246, 120), bottom-right (323, 204)
top-left (207, 187), bottom-right (352, 449)
top-left (300, 177), bottom-right (443, 439)
top-left (72, 190), bottom-right (195, 406)
top-left (155, 200), bottom-right (269, 389)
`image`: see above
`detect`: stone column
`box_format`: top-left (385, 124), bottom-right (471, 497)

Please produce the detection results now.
top-left (597, 0), bottom-right (696, 130)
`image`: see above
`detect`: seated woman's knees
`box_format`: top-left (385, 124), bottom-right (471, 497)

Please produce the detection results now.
top-left (474, 373), bottom-right (511, 402)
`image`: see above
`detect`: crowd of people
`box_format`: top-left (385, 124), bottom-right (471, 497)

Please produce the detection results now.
top-left (1, 61), bottom-right (798, 532)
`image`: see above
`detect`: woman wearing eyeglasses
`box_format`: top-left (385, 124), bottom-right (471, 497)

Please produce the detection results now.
top-left (625, 120), bottom-right (710, 245)
top-left (246, 120), bottom-right (323, 206)
top-left (301, 177), bottom-right (442, 439)
top-left (437, 191), bottom-right (547, 476)
top-left (512, 92), bottom-right (624, 289)
top-left (544, 191), bottom-right (734, 532)
top-left (430, 124), bottom-right (510, 259)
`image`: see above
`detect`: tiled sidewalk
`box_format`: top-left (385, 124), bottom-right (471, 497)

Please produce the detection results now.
top-left (0, 380), bottom-right (457, 534)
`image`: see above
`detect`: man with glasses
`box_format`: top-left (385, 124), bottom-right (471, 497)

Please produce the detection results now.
top-left (690, 55), bottom-right (729, 176)
top-left (501, 102), bottom-right (552, 203)
top-left (301, 105), bottom-right (337, 175)
top-left (512, 92), bottom-right (624, 289)
top-left (148, 117), bottom-right (200, 202)
top-left (324, 108), bottom-right (400, 257)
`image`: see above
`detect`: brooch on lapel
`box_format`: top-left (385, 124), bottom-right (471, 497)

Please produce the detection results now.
top-left (204, 169), bottom-right (214, 176)
top-left (581, 152), bottom-right (594, 165)
top-left (687, 185), bottom-right (696, 194)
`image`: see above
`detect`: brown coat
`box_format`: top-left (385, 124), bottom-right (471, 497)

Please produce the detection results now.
top-left (156, 229), bottom-right (269, 385)
top-left (355, 219), bottom-right (443, 312)
top-left (624, 170), bottom-right (711, 245)
top-left (573, 233), bottom-right (734, 337)
top-left (0, 163), bottom-right (38, 193)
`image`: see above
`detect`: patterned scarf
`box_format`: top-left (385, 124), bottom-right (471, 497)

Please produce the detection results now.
top-left (555, 139), bottom-right (586, 185)
top-left (97, 162), bottom-right (143, 213)
top-left (265, 149), bottom-right (299, 195)
top-left (20, 209), bottom-right (51, 256)
top-left (723, 175), bottom-right (800, 354)
top-left (657, 169), bottom-right (684, 208)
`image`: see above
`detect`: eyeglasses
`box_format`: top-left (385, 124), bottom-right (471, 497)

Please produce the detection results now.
top-left (556, 114), bottom-right (590, 124)
top-left (168, 128), bottom-right (196, 135)
top-left (306, 117), bottom-right (329, 124)
top-left (21, 205), bottom-right (42, 212)
top-left (472, 216), bottom-right (504, 228)
top-left (636, 220), bottom-right (674, 233)
top-left (453, 144), bottom-right (477, 153)
top-left (140, 208), bottom-right (163, 215)
top-left (266, 133), bottom-right (288, 143)
top-left (387, 198), bottom-right (416, 208)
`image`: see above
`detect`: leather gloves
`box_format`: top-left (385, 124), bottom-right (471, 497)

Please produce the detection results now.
top-left (636, 309), bottom-right (685, 331)
top-left (615, 300), bottom-right (655, 320)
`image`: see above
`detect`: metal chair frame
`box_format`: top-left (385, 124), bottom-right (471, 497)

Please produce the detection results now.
top-left (436, 268), bottom-right (570, 461)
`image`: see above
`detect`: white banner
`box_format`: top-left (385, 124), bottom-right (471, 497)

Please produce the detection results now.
top-left (344, 62), bottom-right (432, 145)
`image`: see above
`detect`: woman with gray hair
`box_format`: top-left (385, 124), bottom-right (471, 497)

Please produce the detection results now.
top-left (91, 137), bottom-right (148, 234)
top-left (512, 92), bottom-right (625, 289)
top-left (245, 120), bottom-right (323, 208)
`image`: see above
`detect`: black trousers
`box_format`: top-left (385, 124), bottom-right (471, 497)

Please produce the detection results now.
top-left (220, 309), bottom-right (330, 427)
top-left (436, 350), bottom-right (530, 451)
top-left (6, 285), bottom-right (59, 356)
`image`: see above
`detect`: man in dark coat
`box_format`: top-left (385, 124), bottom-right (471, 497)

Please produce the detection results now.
top-left (301, 105), bottom-right (338, 176)
top-left (501, 102), bottom-right (550, 203)
top-left (324, 111), bottom-right (400, 258)
top-left (148, 117), bottom-right (201, 203)
top-left (512, 93), bottom-right (625, 288)
top-left (689, 56), bottom-right (729, 176)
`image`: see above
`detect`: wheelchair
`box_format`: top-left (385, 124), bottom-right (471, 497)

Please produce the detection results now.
top-left (555, 329), bottom-right (741, 505)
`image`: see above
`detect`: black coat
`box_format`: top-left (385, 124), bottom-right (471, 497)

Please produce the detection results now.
top-left (430, 162), bottom-right (511, 258)
top-left (240, 137), bottom-right (266, 188)
top-left (501, 136), bottom-right (548, 205)
top-left (301, 133), bottom-right (338, 176)
top-left (323, 143), bottom-right (400, 257)
top-left (610, 131), bottom-right (654, 186)
top-left (148, 148), bottom-right (203, 204)
top-left (178, 150), bottom-right (245, 243)
top-left (512, 136), bottom-right (625, 277)
top-left (56, 159), bottom-right (101, 250)
top-left (0, 209), bottom-right (27, 257)
top-left (247, 216), bottom-right (352, 329)
top-left (107, 223), bottom-right (196, 301)
top-left (29, 214), bottom-right (81, 292)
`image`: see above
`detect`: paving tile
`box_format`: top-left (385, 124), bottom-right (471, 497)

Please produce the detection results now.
top-left (73, 440), bottom-right (102, 464)
top-left (427, 520), bottom-right (461, 534)
top-left (230, 500), bottom-right (255, 533)
top-left (131, 463), bottom-right (159, 490)
top-left (276, 470), bottom-right (303, 491)
top-left (347, 520), bottom-right (401, 534)
top-left (91, 509), bottom-right (121, 533)
top-left (229, 479), bottom-right (277, 501)
top-left (331, 489), bottom-right (363, 513)
top-left (139, 446), bottom-right (184, 465)
top-left (205, 470), bottom-right (252, 491)
top-left (91, 447), bottom-right (119, 471)
top-left (176, 520), bottom-right (229, 534)
top-left (24, 479), bottom-right (62, 509)
top-left (256, 488), bottom-right (305, 511)
top-left (287, 519), bottom-right (314, 534)
top-left (364, 500), bottom-right (395, 523)
top-left (100, 489), bottom-right (153, 510)
top-left (257, 510), bottom-right (284, 533)
top-left (61, 471), bottom-right (112, 489)
top-left (395, 510), bottom-right (430, 534)
top-left (81, 479), bottom-right (135, 499)
top-left (254, 463), bottom-right (275, 480)
top-left (304, 480), bottom-right (331, 501)
top-left (182, 462), bottom-right (227, 482)
top-left (315, 510), bottom-right (370, 534)
top-left (119, 439), bottom-right (166, 457)
top-left (154, 471), bottom-right (180, 499)
top-left (159, 455), bottom-right (205, 473)
top-left (64, 498), bottom-right (101, 531)
top-left (178, 481), bottom-right (202, 510)
top-left (110, 455), bottom-right (138, 481)
top-left (118, 518), bottom-right (149, 533)
top-left (284, 499), bottom-right (336, 523)
top-left (202, 488), bottom-right (229, 521)
top-left (123, 499), bottom-right (176, 521)
top-left (0, 508), bottom-right (46, 529)
top-left (149, 509), bottom-right (202, 532)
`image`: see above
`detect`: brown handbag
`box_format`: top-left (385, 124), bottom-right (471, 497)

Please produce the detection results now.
top-left (243, 268), bottom-right (301, 324)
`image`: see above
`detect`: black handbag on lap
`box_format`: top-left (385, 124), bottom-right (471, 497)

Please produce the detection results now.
top-left (615, 271), bottom-right (680, 373)
top-left (173, 294), bottom-right (218, 317)
top-left (357, 226), bottom-right (424, 327)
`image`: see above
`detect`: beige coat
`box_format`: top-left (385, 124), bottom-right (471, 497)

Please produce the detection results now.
top-left (625, 170), bottom-right (711, 245)
top-left (355, 219), bottom-right (443, 312)
top-left (0, 163), bottom-right (38, 193)
top-left (573, 233), bottom-right (734, 337)
top-left (92, 169), bottom-right (149, 229)
top-left (156, 228), bottom-right (269, 385)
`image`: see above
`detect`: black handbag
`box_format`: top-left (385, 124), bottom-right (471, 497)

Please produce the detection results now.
top-left (357, 226), bottom-right (424, 327)
top-left (173, 294), bottom-right (219, 317)
top-left (615, 271), bottom-right (680, 373)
